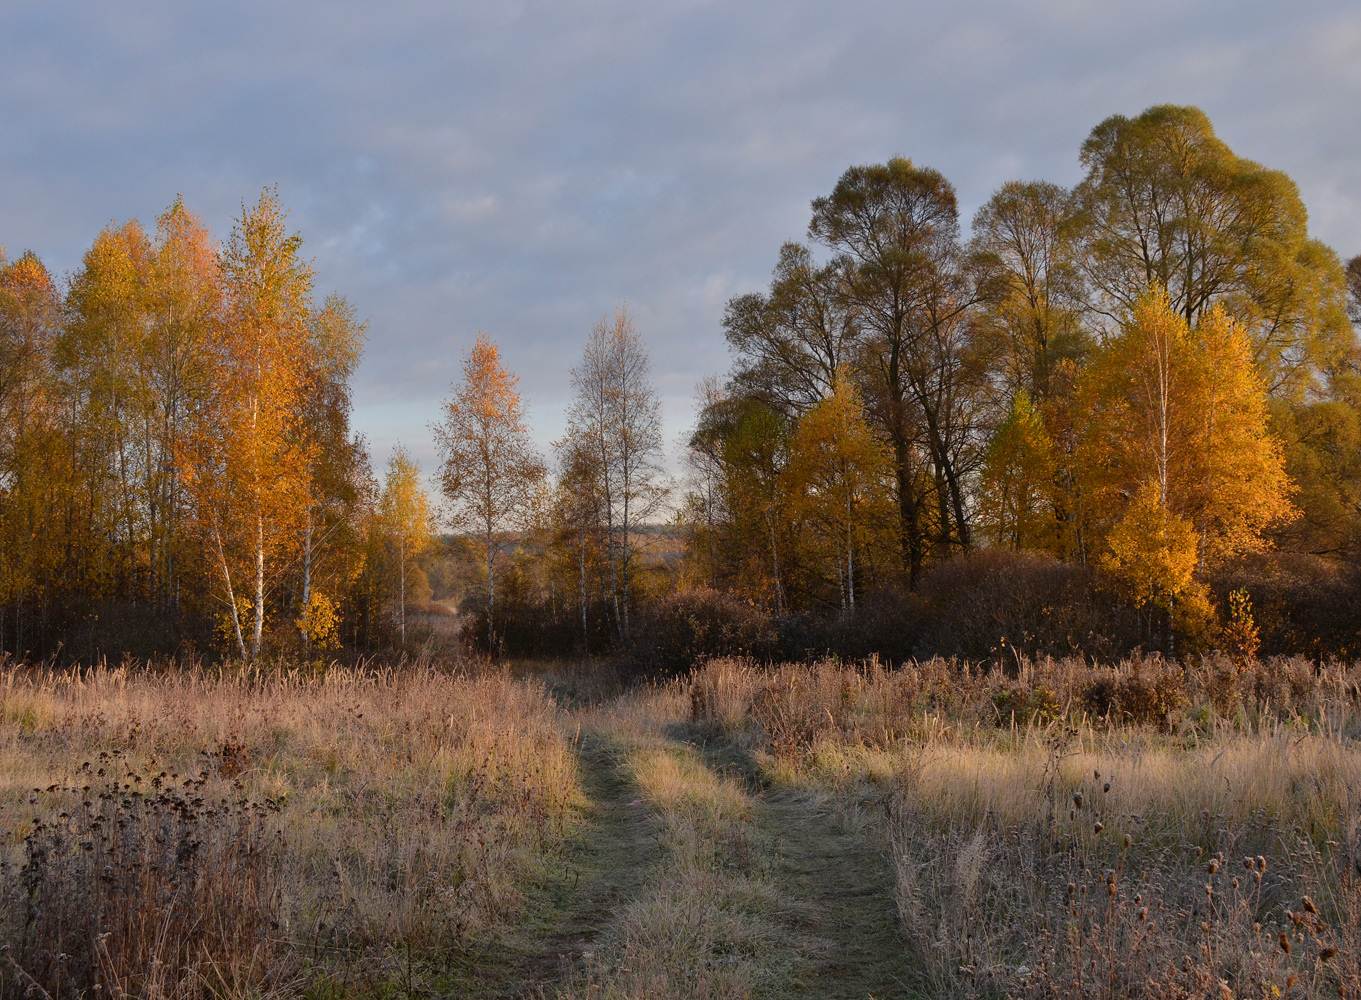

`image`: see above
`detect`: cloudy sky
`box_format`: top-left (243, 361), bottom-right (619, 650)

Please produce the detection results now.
top-left (3, 1), bottom-right (1359, 476)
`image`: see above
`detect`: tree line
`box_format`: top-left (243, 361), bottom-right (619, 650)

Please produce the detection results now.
top-left (2, 103), bottom-right (1359, 663)
top-left (478, 104), bottom-right (1361, 661)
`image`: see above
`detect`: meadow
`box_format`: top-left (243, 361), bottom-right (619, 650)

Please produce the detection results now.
top-left (4, 652), bottom-right (1361, 999)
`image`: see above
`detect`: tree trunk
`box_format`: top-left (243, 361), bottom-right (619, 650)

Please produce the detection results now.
top-left (485, 523), bottom-right (495, 655)
top-left (252, 512), bottom-right (264, 662)
top-left (214, 526), bottom-right (248, 661)
top-left (301, 515), bottom-right (313, 644)
top-left (579, 525), bottom-right (589, 655)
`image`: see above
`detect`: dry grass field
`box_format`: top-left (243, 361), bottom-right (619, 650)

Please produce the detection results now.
top-left (5, 652), bottom-right (1361, 998)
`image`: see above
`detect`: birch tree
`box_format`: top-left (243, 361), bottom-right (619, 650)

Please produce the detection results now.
top-left (186, 189), bottom-right (317, 661)
top-left (378, 445), bottom-right (433, 646)
top-left (434, 333), bottom-right (544, 648)
top-left (563, 307), bottom-right (666, 642)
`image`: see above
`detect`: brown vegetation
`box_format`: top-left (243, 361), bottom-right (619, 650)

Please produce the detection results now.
top-left (688, 655), bottom-right (1361, 997)
top-left (0, 658), bottom-right (579, 998)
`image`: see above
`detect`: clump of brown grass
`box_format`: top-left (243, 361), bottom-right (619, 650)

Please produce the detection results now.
top-left (0, 660), bottom-right (581, 998)
top-left (2, 751), bottom-right (288, 1000)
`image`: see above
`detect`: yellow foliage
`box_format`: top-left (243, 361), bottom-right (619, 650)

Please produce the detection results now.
top-left (1079, 288), bottom-right (1296, 568)
top-left (296, 590), bottom-right (341, 651)
top-left (1101, 481), bottom-right (1198, 608)
top-left (783, 372), bottom-right (893, 606)
top-left (978, 390), bottom-right (1061, 552)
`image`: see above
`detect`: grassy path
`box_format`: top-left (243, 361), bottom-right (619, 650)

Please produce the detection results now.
top-left (696, 737), bottom-right (914, 999)
top-left (482, 689), bottom-right (916, 1000)
top-left (482, 732), bottom-right (659, 996)
top-left (758, 785), bottom-right (913, 999)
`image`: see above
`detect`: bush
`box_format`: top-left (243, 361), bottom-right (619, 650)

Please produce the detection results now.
top-left (628, 589), bottom-right (777, 677)
top-left (774, 590), bottom-right (921, 666)
top-left (1082, 662), bottom-right (1187, 726)
top-left (1213, 552), bottom-right (1361, 660)
top-left (915, 550), bottom-right (1142, 663)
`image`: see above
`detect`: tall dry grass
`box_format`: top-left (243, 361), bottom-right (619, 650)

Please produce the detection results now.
top-left (0, 658), bottom-right (581, 999)
top-left (689, 655), bottom-right (1361, 998)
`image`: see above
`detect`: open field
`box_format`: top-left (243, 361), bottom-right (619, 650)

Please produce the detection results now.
top-left (4, 653), bottom-right (1361, 998)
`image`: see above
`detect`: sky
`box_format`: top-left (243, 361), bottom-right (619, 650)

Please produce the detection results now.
top-left (3, 0), bottom-right (1360, 480)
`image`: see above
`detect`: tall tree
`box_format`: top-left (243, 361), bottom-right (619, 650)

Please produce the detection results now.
top-left (679, 376), bottom-right (728, 590)
top-left (977, 390), bottom-right (1062, 552)
top-left (434, 333), bottom-right (545, 648)
top-left (296, 292), bottom-right (369, 629)
top-left (562, 308), bottom-right (666, 641)
top-left (1077, 288), bottom-right (1296, 568)
top-left (782, 372), bottom-right (893, 610)
top-left (0, 251), bottom-right (63, 652)
top-left (142, 200), bottom-right (222, 614)
top-left (809, 157), bottom-right (983, 579)
top-left (719, 400), bottom-right (792, 613)
top-left (378, 445), bottom-right (433, 647)
top-left (724, 243), bottom-right (858, 417)
top-left (1073, 104), bottom-right (1353, 397)
top-left (186, 189), bottom-right (318, 661)
top-left (970, 180), bottom-right (1089, 403)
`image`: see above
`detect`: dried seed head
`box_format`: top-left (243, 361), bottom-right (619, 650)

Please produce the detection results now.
top-left (1207, 860), bottom-right (1220, 875)
top-left (1093, 821), bottom-right (1104, 836)
top-left (1303, 895), bottom-right (1318, 915)
top-left (1123, 833), bottom-right (1133, 849)
top-left (1321, 947), bottom-right (1338, 963)
top-left (1073, 792), bottom-right (1084, 809)
top-left (1103, 782), bottom-right (1111, 793)
top-left (1243, 856), bottom-right (1254, 871)
top-left (1256, 856), bottom-right (1267, 872)
top-left (1279, 932), bottom-right (1291, 955)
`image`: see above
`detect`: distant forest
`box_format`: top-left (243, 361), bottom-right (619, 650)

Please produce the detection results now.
top-left (2, 105), bottom-right (1359, 666)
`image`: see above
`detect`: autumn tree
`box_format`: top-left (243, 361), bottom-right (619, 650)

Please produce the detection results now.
top-left (977, 390), bottom-right (1061, 552)
top-left (553, 434), bottom-right (608, 652)
top-left (1073, 105), bottom-right (1353, 397)
top-left (434, 333), bottom-right (545, 647)
top-left (296, 292), bottom-right (370, 634)
top-left (60, 220), bottom-right (154, 601)
top-left (1077, 288), bottom-right (1296, 569)
top-left (724, 243), bottom-right (858, 417)
top-left (718, 400), bottom-right (792, 613)
top-left (378, 445), bottom-right (433, 646)
top-left (970, 180), bottom-right (1089, 403)
top-left (679, 376), bottom-right (728, 590)
top-left (185, 189), bottom-right (318, 661)
top-left (0, 251), bottom-right (63, 652)
top-left (809, 157), bottom-right (985, 580)
top-left (782, 372), bottom-right (892, 609)
top-left (142, 201), bottom-right (223, 613)
top-left (562, 308), bottom-right (666, 641)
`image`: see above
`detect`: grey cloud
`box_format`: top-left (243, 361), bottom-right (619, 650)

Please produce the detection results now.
top-left (3, 0), bottom-right (1359, 476)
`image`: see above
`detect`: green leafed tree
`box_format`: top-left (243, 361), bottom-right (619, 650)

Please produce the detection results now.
top-left (1073, 104), bottom-right (1353, 398)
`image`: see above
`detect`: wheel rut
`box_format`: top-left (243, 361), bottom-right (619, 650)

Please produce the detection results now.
top-left (483, 730), bottom-right (658, 997)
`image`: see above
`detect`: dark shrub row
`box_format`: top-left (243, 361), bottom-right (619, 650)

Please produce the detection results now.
top-left (464, 549), bottom-right (1361, 675)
